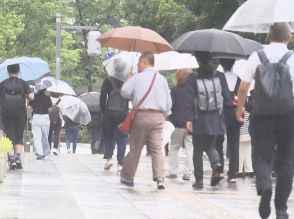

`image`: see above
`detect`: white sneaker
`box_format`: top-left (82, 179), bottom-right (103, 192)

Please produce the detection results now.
top-left (117, 164), bottom-right (123, 172)
top-left (52, 148), bottom-right (59, 156)
top-left (104, 158), bottom-right (114, 170)
top-left (67, 149), bottom-right (71, 154)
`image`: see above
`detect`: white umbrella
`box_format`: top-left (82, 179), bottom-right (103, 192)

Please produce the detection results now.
top-left (223, 0), bottom-right (294, 33)
top-left (59, 96), bottom-right (91, 125)
top-left (41, 76), bottom-right (76, 96)
top-left (103, 51), bottom-right (199, 82)
top-left (103, 52), bottom-right (139, 82)
top-left (154, 51), bottom-right (198, 70)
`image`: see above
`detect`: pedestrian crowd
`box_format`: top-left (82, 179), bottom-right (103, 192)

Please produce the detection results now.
top-left (0, 22), bottom-right (293, 219)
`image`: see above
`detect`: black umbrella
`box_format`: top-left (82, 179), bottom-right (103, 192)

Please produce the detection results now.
top-left (79, 92), bottom-right (100, 113)
top-left (172, 29), bottom-right (262, 59)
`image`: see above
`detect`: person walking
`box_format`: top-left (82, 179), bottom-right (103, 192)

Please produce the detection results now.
top-left (217, 58), bottom-right (242, 183)
top-left (100, 75), bottom-right (128, 171)
top-left (0, 64), bottom-right (34, 169)
top-left (186, 52), bottom-right (233, 189)
top-left (64, 116), bottom-right (79, 154)
top-left (87, 111), bottom-right (101, 154)
top-left (48, 97), bottom-right (62, 156)
top-left (29, 83), bottom-right (52, 160)
top-left (167, 69), bottom-right (193, 181)
top-left (120, 53), bottom-right (172, 190)
top-left (236, 23), bottom-right (294, 219)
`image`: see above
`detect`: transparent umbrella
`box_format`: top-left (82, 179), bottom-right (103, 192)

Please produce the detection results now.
top-left (40, 76), bottom-right (76, 96)
top-left (223, 0), bottom-right (294, 33)
top-left (59, 96), bottom-right (91, 125)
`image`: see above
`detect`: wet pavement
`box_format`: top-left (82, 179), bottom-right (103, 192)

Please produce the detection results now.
top-left (0, 144), bottom-right (293, 219)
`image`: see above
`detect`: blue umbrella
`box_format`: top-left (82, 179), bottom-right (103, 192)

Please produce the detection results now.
top-left (0, 56), bottom-right (50, 82)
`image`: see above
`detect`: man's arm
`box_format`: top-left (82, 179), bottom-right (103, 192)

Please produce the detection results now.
top-left (236, 81), bottom-right (251, 123)
top-left (163, 79), bottom-right (172, 116)
top-left (185, 74), bottom-right (196, 133)
top-left (120, 75), bottom-right (136, 100)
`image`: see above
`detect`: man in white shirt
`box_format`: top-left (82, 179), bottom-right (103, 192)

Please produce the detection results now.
top-left (236, 23), bottom-right (294, 219)
top-left (120, 53), bottom-right (172, 190)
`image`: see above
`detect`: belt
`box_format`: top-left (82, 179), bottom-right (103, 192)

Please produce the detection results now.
top-left (137, 109), bottom-right (163, 114)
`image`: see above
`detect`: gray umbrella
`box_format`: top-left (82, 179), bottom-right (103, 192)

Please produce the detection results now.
top-left (79, 92), bottom-right (100, 113)
top-left (172, 29), bottom-right (262, 59)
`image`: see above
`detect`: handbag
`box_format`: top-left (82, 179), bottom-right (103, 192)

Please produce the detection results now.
top-left (118, 72), bottom-right (157, 134)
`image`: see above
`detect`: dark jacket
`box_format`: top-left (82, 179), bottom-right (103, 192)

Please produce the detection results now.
top-left (99, 76), bottom-right (124, 114)
top-left (169, 85), bottom-right (191, 128)
top-left (186, 71), bottom-right (233, 135)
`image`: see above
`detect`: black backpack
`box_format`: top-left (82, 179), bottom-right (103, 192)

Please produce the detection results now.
top-left (252, 50), bottom-right (294, 116)
top-left (106, 77), bottom-right (128, 115)
top-left (2, 79), bottom-right (25, 116)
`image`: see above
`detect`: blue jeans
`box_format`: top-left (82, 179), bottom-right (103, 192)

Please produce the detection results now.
top-left (66, 126), bottom-right (79, 153)
top-left (102, 113), bottom-right (128, 165)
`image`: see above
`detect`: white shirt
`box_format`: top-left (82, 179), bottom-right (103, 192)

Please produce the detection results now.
top-left (121, 67), bottom-right (172, 115)
top-left (240, 43), bottom-right (294, 93)
top-left (224, 71), bottom-right (238, 92)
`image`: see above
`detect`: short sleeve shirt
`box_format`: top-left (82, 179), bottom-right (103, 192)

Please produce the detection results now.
top-left (240, 43), bottom-right (294, 94)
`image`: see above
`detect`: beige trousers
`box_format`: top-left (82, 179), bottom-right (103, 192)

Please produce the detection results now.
top-left (121, 111), bottom-right (165, 182)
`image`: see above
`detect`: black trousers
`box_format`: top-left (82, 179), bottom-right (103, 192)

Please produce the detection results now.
top-left (48, 122), bottom-right (61, 149)
top-left (193, 135), bottom-right (221, 181)
top-left (88, 127), bottom-right (100, 154)
top-left (216, 127), bottom-right (240, 178)
top-left (102, 113), bottom-right (128, 165)
top-left (216, 135), bottom-right (225, 173)
top-left (249, 112), bottom-right (294, 211)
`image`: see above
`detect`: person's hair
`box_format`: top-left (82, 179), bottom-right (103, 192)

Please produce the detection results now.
top-left (7, 64), bottom-right (20, 74)
top-left (268, 22), bottom-right (291, 43)
top-left (176, 68), bottom-right (192, 86)
top-left (220, 58), bottom-right (235, 71)
top-left (140, 53), bottom-right (154, 66)
top-left (194, 51), bottom-right (214, 78)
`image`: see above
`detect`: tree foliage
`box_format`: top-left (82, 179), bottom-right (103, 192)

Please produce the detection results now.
top-left (1, 0), bottom-right (292, 91)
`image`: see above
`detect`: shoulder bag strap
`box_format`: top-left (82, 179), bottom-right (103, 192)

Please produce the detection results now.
top-left (279, 51), bottom-right (293, 64)
top-left (257, 50), bottom-right (269, 64)
top-left (201, 78), bottom-right (210, 111)
top-left (233, 77), bottom-right (241, 95)
top-left (55, 98), bottom-right (61, 106)
top-left (135, 72), bottom-right (157, 109)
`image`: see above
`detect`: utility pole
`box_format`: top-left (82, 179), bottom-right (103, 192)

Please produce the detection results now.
top-left (55, 12), bottom-right (62, 80)
top-left (55, 13), bottom-right (98, 80)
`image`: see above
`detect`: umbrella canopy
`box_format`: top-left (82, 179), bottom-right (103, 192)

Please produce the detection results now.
top-left (103, 52), bottom-right (139, 82)
top-left (97, 26), bottom-right (173, 54)
top-left (79, 92), bottom-right (100, 113)
top-left (103, 51), bottom-right (199, 81)
top-left (0, 56), bottom-right (50, 82)
top-left (223, 0), bottom-right (294, 33)
top-left (154, 51), bottom-right (198, 70)
top-left (172, 29), bottom-right (263, 59)
top-left (40, 76), bottom-right (76, 96)
top-left (59, 96), bottom-right (91, 125)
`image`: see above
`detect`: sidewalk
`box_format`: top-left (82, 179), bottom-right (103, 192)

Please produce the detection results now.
top-left (0, 143), bottom-right (293, 219)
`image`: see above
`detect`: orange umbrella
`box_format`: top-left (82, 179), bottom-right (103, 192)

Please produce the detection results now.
top-left (97, 26), bottom-right (173, 54)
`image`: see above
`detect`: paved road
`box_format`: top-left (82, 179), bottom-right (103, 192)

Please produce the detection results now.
top-left (0, 144), bottom-right (293, 219)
